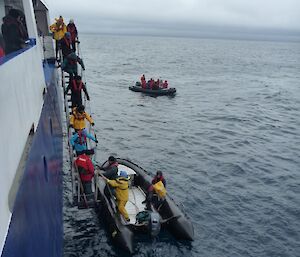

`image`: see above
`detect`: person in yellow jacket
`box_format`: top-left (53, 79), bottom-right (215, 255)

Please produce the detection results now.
top-left (105, 170), bottom-right (130, 222)
top-left (49, 16), bottom-right (67, 60)
top-left (69, 105), bottom-right (94, 131)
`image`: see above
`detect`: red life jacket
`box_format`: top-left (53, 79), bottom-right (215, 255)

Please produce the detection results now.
top-left (75, 154), bottom-right (94, 182)
top-left (149, 80), bottom-right (154, 89)
top-left (72, 79), bottom-right (83, 92)
top-left (76, 130), bottom-right (86, 145)
top-left (152, 175), bottom-right (165, 186)
top-left (67, 24), bottom-right (77, 41)
top-left (141, 80), bottom-right (146, 89)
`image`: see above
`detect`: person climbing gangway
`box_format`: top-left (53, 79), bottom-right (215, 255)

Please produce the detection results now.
top-left (69, 104), bottom-right (94, 131)
top-left (65, 75), bottom-right (90, 108)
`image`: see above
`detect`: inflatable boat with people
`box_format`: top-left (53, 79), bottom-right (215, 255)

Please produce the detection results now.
top-left (129, 82), bottom-right (176, 96)
top-left (94, 158), bottom-right (194, 253)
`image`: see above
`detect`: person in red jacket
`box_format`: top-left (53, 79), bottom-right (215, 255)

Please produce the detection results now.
top-left (152, 170), bottom-right (166, 187)
top-left (100, 156), bottom-right (119, 180)
top-left (162, 80), bottom-right (168, 88)
top-left (149, 78), bottom-right (154, 90)
top-left (67, 19), bottom-right (78, 52)
top-left (75, 150), bottom-right (94, 195)
top-left (65, 75), bottom-right (90, 108)
top-left (140, 74), bottom-right (146, 89)
top-left (143, 171), bottom-right (166, 209)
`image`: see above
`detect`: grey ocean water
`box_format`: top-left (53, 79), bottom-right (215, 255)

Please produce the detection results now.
top-left (63, 34), bottom-right (300, 257)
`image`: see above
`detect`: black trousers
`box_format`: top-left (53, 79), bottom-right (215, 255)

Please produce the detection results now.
top-left (71, 94), bottom-right (82, 108)
top-left (55, 40), bottom-right (61, 59)
top-left (82, 181), bottom-right (92, 194)
top-left (72, 41), bottom-right (76, 53)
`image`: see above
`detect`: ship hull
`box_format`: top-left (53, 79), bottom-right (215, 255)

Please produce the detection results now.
top-left (1, 61), bottom-right (63, 257)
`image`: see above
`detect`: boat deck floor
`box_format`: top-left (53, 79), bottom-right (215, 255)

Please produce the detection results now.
top-left (126, 186), bottom-right (146, 224)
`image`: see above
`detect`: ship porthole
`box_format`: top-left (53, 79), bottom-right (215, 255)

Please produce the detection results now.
top-left (43, 156), bottom-right (49, 182)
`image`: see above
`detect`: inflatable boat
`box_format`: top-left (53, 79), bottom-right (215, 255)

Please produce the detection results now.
top-left (94, 158), bottom-right (194, 253)
top-left (129, 82), bottom-right (176, 96)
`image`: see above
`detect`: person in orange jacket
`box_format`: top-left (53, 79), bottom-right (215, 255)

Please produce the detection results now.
top-left (69, 105), bottom-right (94, 131)
top-left (143, 171), bottom-right (167, 209)
top-left (103, 171), bottom-right (130, 222)
top-left (49, 16), bottom-right (67, 60)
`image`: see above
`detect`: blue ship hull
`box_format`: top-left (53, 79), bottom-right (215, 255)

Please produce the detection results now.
top-left (2, 62), bottom-right (63, 257)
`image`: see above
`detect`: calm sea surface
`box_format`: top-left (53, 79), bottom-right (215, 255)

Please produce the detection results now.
top-left (63, 34), bottom-right (300, 257)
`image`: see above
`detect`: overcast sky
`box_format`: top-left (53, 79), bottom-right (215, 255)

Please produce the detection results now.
top-left (45, 0), bottom-right (300, 40)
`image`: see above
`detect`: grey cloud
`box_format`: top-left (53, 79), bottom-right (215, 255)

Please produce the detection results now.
top-left (47, 0), bottom-right (300, 39)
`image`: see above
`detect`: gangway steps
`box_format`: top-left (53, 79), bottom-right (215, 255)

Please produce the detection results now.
top-left (59, 44), bottom-right (99, 210)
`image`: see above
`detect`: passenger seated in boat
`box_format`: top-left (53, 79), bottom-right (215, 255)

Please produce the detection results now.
top-left (156, 79), bottom-right (161, 88)
top-left (75, 150), bottom-right (95, 195)
top-left (149, 78), bottom-right (154, 90)
top-left (141, 81), bottom-right (147, 89)
top-left (69, 105), bottom-right (94, 131)
top-left (159, 79), bottom-right (163, 88)
top-left (104, 171), bottom-right (130, 222)
top-left (59, 32), bottom-right (72, 60)
top-left (152, 81), bottom-right (159, 90)
top-left (61, 52), bottom-right (85, 79)
top-left (162, 80), bottom-right (168, 88)
top-left (141, 75), bottom-right (147, 89)
top-left (152, 170), bottom-right (166, 187)
top-left (140, 74), bottom-right (146, 84)
top-left (70, 129), bottom-right (98, 156)
top-left (100, 156), bottom-right (118, 180)
top-left (65, 75), bottom-right (90, 108)
top-left (143, 171), bottom-right (167, 209)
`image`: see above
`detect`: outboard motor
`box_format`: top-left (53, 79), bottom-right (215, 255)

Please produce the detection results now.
top-left (148, 212), bottom-right (161, 237)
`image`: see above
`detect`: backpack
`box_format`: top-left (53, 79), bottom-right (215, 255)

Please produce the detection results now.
top-left (136, 211), bottom-right (150, 224)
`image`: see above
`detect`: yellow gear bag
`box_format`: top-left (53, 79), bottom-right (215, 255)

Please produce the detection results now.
top-left (153, 181), bottom-right (167, 198)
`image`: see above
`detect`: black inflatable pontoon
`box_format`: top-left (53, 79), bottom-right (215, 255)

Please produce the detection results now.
top-left (94, 158), bottom-right (194, 253)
